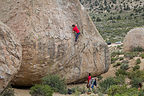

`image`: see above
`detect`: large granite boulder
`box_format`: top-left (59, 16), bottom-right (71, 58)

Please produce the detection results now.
top-left (0, 0), bottom-right (110, 86)
top-left (0, 21), bottom-right (22, 92)
top-left (123, 28), bottom-right (144, 52)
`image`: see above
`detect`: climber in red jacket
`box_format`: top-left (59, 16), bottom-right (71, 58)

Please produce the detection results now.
top-left (72, 24), bottom-right (80, 42)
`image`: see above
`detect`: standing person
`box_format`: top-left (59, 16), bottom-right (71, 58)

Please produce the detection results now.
top-left (138, 83), bottom-right (144, 96)
top-left (72, 24), bottom-right (80, 42)
top-left (87, 73), bottom-right (91, 88)
top-left (138, 83), bottom-right (143, 91)
top-left (91, 78), bottom-right (97, 89)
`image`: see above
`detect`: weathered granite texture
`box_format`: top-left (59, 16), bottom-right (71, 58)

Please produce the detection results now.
top-left (0, 0), bottom-right (110, 86)
top-left (123, 28), bottom-right (144, 51)
top-left (0, 21), bottom-right (22, 92)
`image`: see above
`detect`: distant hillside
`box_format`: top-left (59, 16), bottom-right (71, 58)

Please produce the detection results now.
top-left (80, 0), bottom-right (144, 43)
top-left (80, 0), bottom-right (144, 13)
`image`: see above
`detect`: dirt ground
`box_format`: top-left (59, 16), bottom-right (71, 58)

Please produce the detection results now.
top-left (14, 88), bottom-right (108, 96)
top-left (14, 88), bottom-right (100, 96)
top-left (14, 88), bottom-right (31, 96)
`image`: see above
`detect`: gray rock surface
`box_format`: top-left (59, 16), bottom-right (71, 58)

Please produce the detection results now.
top-left (0, 0), bottom-right (110, 86)
top-left (0, 21), bottom-right (22, 92)
top-left (123, 28), bottom-right (144, 51)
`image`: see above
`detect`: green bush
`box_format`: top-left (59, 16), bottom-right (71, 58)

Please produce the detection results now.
top-left (113, 62), bottom-right (122, 67)
top-left (131, 77), bottom-right (143, 88)
top-left (132, 46), bottom-right (144, 52)
top-left (114, 87), bottom-right (139, 96)
top-left (120, 63), bottom-right (129, 70)
top-left (133, 65), bottom-right (140, 71)
top-left (128, 70), bottom-right (144, 80)
top-left (124, 52), bottom-right (138, 59)
top-left (71, 86), bottom-right (87, 94)
top-left (115, 69), bottom-right (128, 76)
top-left (42, 74), bottom-right (67, 94)
top-left (117, 15), bottom-right (121, 20)
top-left (136, 58), bottom-right (141, 64)
top-left (108, 85), bottom-right (127, 96)
top-left (99, 77), bottom-right (119, 93)
top-left (96, 17), bottom-right (102, 22)
top-left (140, 53), bottom-right (144, 59)
top-left (119, 57), bottom-right (124, 61)
top-left (30, 84), bottom-right (53, 96)
top-left (111, 57), bottom-right (118, 64)
top-left (111, 51), bottom-right (123, 57)
top-left (115, 75), bottom-right (125, 84)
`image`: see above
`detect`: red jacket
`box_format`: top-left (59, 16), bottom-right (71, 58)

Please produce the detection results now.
top-left (73, 26), bottom-right (80, 33)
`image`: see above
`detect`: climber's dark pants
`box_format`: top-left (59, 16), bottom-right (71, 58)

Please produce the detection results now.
top-left (75, 32), bottom-right (80, 42)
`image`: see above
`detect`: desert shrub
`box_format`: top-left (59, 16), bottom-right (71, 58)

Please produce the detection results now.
top-left (113, 62), bottom-right (122, 67)
top-left (108, 85), bottom-right (127, 96)
top-left (117, 15), bottom-right (121, 20)
top-left (119, 57), bottom-right (124, 61)
top-left (132, 46), bottom-right (144, 52)
top-left (114, 87), bottom-right (139, 96)
top-left (133, 65), bottom-right (140, 71)
top-left (120, 63), bottom-right (129, 70)
top-left (0, 87), bottom-right (14, 96)
top-left (141, 13), bottom-right (144, 16)
top-left (97, 75), bottom-right (103, 81)
top-left (99, 77), bottom-right (119, 93)
top-left (108, 16), bottom-right (113, 20)
top-left (124, 52), bottom-right (138, 59)
top-left (111, 51), bottom-right (123, 57)
top-left (115, 69), bottom-right (128, 76)
top-left (117, 45), bottom-right (122, 49)
top-left (74, 90), bottom-right (81, 96)
top-left (30, 84), bottom-right (53, 96)
top-left (140, 53), bottom-right (144, 59)
top-left (136, 58), bottom-right (141, 64)
top-left (115, 75), bottom-right (125, 84)
top-left (131, 77), bottom-right (143, 88)
top-left (71, 86), bottom-right (86, 94)
top-left (111, 57), bottom-right (118, 64)
top-left (42, 74), bottom-right (67, 94)
top-left (96, 17), bottom-right (102, 22)
top-left (128, 70), bottom-right (144, 80)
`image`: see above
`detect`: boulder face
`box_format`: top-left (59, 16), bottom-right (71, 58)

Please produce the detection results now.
top-left (0, 21), bottom-right (22, 92)
top-left (123, 28), bottom-right (144, 52)
top-left (0, 0), bottom-right (110, 86)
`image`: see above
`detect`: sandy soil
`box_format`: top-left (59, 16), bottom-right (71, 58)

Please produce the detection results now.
top-left (14, 88), bottom-right (107, 96)
top-left (14, 88), bottom-right (30, 96)
top-left (14, 88), bottom-right (102, 96)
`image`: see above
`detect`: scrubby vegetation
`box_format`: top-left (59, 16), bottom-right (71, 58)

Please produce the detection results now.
top-left (140, 53), bottom-right (144, 59)
top-left (96, 44), bottom-right (144, 95)
top-left (80, 0), bottom-right (144, 43)
top-left (30, 74), bottom-right (67, 96)
top-left (136, 58), bottom-right (141, 64)
top-left (0, 86), bottom-right (14, 96)
top-left (42, 74), bottom-right (67, 94)
top-left (30, 85), bottom-right (53, 96)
